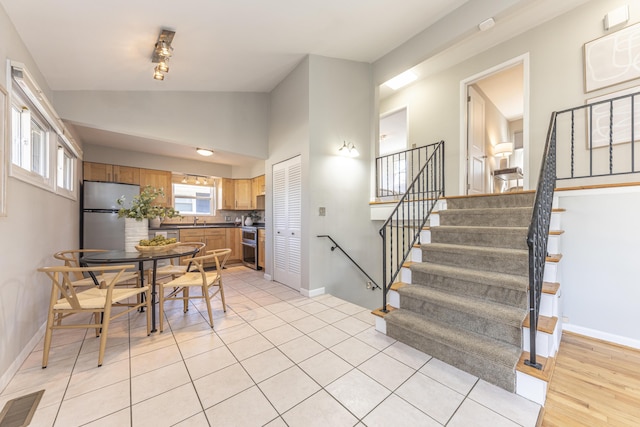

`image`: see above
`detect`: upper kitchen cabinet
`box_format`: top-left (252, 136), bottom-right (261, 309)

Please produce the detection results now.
top-left (235, 179), bottom-right (252, 210)
top-left (252, 175), bottom-right (265, 209)
top-left (139, 168), bottom-right (172, 207)
top-left (221, 178), bottom-right (235, 210)
top-left (83, 162), bottom-right (140, 185)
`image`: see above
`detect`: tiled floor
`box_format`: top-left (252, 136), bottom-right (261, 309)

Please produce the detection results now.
top-left (0, 266), bottom-right (541, 426)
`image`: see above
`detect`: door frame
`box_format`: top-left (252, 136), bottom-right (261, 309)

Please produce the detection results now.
top-left (458, 53), bottom-right (530, 195)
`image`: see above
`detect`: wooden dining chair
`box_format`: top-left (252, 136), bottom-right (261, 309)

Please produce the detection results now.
top-left (158, 248), bottom-right (231, 332)
top-left (38, 264), bottom-right (151, 368)
top-left (151, 242), bottom-right (206, 284)
top-left (54, 249), bottom-right (140, 287)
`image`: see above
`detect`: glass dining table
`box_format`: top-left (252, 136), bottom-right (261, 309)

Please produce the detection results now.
top-left (80, 244), bottom-right (202, 332)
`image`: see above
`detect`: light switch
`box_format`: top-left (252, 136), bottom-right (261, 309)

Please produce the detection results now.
top-left (319, 207), bottom-right (326, 216)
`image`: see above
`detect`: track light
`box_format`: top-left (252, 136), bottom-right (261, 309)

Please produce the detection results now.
top-left (151, 29), bottom-right (175, 81)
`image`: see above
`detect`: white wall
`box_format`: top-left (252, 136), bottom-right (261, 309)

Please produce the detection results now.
top-left (380, 0), bottom-right (640, 196)
top-left (0, 3), bottom-right (79, 390)
top-left (53, 91), bottom-right (270, 160)
top-left (557, 187), bottom-right (640, 347)
top-left (307, 56), bottom-right (381, 309)
top-left (266, 57), bottom-right (310, 283)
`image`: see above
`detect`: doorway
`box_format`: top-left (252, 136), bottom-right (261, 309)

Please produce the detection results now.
top-left (461, 54), bottom-right (528, 195)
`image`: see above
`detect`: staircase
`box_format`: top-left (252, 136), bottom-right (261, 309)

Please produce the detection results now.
top-left (374, 191), bottom-right (564, 403)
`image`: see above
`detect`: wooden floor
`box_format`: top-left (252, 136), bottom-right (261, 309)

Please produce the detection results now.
top-left (541, 332), bottom-right (640, 426)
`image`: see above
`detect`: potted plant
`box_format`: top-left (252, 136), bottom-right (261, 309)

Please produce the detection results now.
top-left (117, 186), bottom-right (180, 251)
top-left (245, 210), bottom-right (261, 225)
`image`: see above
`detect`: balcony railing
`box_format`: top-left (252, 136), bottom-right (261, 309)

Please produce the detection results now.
top-left (375, 143), bottom-right (442, 199)
top-left (379, 141), bottom-right (444, 310)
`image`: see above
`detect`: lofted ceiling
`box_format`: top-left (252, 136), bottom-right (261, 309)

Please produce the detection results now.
top-left (1, 0), bottom-right (588, 166)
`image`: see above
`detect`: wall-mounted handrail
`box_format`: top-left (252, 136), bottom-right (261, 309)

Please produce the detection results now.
top-left (317, 235), bottom-right (381, 290)
top-left (379, 140), bottom-right (445, 311)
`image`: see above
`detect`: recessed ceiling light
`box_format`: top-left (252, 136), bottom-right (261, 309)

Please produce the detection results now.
top-left (196, 148), bottom-right (214, 156)
top-left (384, 70), bottom-right (418, 90)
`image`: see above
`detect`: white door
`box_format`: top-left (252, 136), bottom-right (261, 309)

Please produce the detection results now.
top-left (467, 86), bottom-right (486, 194)
top-left (273, 156), bottom-right (302, 290)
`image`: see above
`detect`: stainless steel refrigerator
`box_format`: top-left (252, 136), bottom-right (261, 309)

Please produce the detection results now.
top-left (82, 181), bottom-right (140, 250)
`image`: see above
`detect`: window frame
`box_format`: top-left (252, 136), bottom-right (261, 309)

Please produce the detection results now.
top-left (172, 182), bottom-right (217, 216)
top-left (8, 61), bottom-right (80, 201)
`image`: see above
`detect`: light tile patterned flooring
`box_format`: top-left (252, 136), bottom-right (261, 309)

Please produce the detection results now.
top-left (0, 266), bottom-right (541, 426)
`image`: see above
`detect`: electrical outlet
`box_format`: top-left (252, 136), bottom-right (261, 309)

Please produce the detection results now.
top-left (319, 207), bottom-right (326, 216)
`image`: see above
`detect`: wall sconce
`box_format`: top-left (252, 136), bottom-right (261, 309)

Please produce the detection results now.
top-left (152, 29), bottom-right (175, 81)
top-left (338, 141), bottom-right (360, 157)
top-left (196, 148), bottom-right (214, 157)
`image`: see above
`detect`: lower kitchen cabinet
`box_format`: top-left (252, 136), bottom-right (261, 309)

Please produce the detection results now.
top-left (179, 227), bottom-right (241, 266)
top-left (226, 228), bottom-right (241, 262)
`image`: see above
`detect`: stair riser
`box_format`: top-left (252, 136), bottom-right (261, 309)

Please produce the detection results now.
top-left (430, 228), bottom-right (528, 250)
top-left (386, 322), bottom-right (516, 392)
top-left (537, 291), bottom-right (561, 318)
top-left (422, 248), bottom-right (528, 276)
top-left (445, 193), bottom-right (535, 209)
top-left (547, 234), bottom-right (561, 254)
top-left (399, 297), bottom-right (523, 347)
top-left (439, 209), bottom-right (532, 227)
top-left (411, 269), bottom-right (527, 308)
top-left (522, 325), bottom-right (560, 358)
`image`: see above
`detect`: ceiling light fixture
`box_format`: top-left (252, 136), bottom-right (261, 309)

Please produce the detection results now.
top-left (196, 148), bottom-right (214, 157)
top-left (151, 29), bottom-right (175, 81)
top-left (384, 70), bottom-right (417, 90)
top-left (181, 176), bottom-right (187, 184)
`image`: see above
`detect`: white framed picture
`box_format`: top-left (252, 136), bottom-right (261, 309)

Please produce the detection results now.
top-left (586, 86), bottom-right (640, 148)
top-left (584, 23), bottom-right (640, 93)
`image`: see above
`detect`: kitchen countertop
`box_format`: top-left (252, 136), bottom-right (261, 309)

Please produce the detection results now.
top-left (150, 222), bottom-right (265, 231)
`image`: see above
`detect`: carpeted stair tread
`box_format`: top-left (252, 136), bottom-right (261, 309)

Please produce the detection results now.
top-left (430, 225), bottom-right (528, 249)
top-left (445, 192), bottom-right (535, 209)
top-left (410, 262), bottom-right (528, 306)
top-left (398, 285), bottom-right (525, 346)
top-left (422, 243), bottom-right (528, 276)
top-left (439, 207), bottom-right (533, 227)
top-left (385, 310), bottom-right (521, 391)
top-left (399, 285), bottom-right (526, 327)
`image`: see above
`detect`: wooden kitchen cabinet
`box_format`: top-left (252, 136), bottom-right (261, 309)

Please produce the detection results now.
top-left (226, 228), bottom-right (241, 262)
top-left (83, 162), bottom-right (140, 185)
top-left (234, 179), bottom-right (252, 210)
top-left (179, 229), bottom-right (207, 265)
top-left (258, 228), bottom-right (265, 269)
top-left (139, 168), bottom-right (172, 207)
top-left (221, 178), bottom-right (235, 210)
top-left (252, 175), bottom-right (265, 209)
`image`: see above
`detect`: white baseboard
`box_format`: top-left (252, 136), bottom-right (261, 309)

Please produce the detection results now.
top-left (0, 322), bottom-right (46, 393)
top-left (301, 287), bottom-right (325, 298)
top-left (263, 273), bottom-right (272, 281)
top-left (563, 323), bottom-right (640, 350)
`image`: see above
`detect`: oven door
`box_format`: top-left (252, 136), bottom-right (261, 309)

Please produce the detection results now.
top-left (241, 242), bottom-right (258, 270)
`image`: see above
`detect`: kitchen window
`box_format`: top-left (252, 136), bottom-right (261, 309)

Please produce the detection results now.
top-left (9, 61), bottom-right (80, 199)
top-left (173, 183), bottom-right (216, 215)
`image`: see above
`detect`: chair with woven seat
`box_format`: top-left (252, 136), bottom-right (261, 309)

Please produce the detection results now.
top-left (158, 248), bottom-right (231, 332)
top-left (54, 249), bottom-right (140, 287)
top-left (150, 242), bottom-right (206, 284)
top-left (38, 264), bottom-right (151, 367)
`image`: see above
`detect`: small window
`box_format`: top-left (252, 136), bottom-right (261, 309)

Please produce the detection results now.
top-left (57, 142), bottom-right (75, 193)
top-left (173, 183), bottom-right (215, 215)
top-left (11, 103), bottom-right (50, 181)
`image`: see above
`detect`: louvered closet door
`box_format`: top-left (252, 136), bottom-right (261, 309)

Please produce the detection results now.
top-left (273, 155), bottom-right (301, 290)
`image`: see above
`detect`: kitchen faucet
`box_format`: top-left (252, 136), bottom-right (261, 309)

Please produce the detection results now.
top-left (193, 217), bottom-right (198, 226)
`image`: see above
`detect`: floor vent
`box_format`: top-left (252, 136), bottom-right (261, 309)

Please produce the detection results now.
top-left (0, 390), bottom-right (44, 427)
